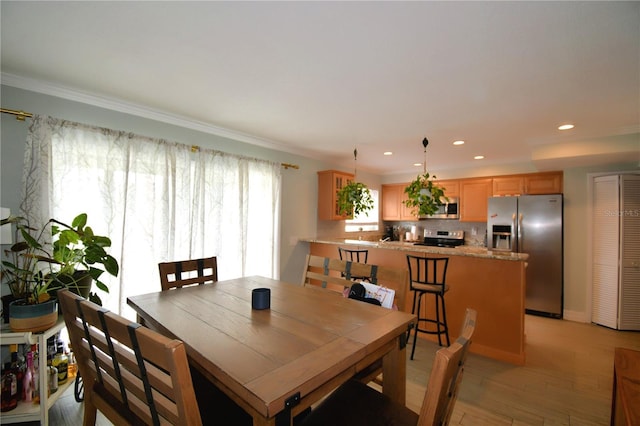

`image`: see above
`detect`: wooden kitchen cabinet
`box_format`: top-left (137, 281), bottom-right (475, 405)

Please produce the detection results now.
top-left (381, 183), bottom-right (417, 221)
top-left (523, 171), bottom-right (563, 194)
top-left (460, 178), bottom-right (493, 222)
top-left (493, 172), bottom-right (563, 195)
top-left (435, 179), bottom-right (460, 198)
top-left (317, 170), bottom-right (354, 220)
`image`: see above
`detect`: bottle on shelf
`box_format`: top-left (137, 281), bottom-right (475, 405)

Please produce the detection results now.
top-left (52, 347), bottom-right (68, 385)
top-left (67, 343), bottom-right (77, 380)
top-left (9, 344), bottom-right (24, 401)
top-left (1, 362), bottom-right (18, 412)
top-left (30, 344), bottom-right (40, 404)
top-left (23, 351), bottom-right (33, 403)
top-left (48, 365), bottom-right (58, 395)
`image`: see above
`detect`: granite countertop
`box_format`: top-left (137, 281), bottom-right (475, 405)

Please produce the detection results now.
top-left (302, 238), bottom-right (529, 261)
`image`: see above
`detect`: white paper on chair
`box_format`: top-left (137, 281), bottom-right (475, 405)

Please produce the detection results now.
top-left (359, 282), bottom-right (395, 309)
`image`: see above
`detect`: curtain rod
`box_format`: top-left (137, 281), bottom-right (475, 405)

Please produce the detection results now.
top-left (189, 146), bottom-right (299, 170)
top-left (1, 107), bottom-right (33, 121)
top-left (2, 107), bottom-right (300, 169)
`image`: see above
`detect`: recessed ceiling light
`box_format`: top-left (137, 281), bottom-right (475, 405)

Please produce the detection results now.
top-left (383, 151), bottom-right (393, 156)
top-left (413, 162), bottom-right (422, 167)
top-left (474, 155), bottom-right (484, 160)
top-left (453, 140), bottom-right (465, 145)
top-left (558, 124), bottom-right (575, 130)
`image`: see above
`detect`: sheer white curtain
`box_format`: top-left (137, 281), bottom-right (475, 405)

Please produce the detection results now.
top-left (22, 115), bottom-right (281, 317)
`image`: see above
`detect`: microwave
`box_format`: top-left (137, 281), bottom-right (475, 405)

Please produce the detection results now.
top-left (419, 197), bottom-right (459, 220)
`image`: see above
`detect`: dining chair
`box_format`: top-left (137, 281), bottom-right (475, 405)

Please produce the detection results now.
top-left (301, 254), bottom-right (407, 311)
top-left (58, 289), bottom-right (202, 426)
top-left (299, 308), bottom-right (477, 426)
top-left (337, 247), bottom-right (370, 281)
top-left (158, 256), bottom-right (218, 291)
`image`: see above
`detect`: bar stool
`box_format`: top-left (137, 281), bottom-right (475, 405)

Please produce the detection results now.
top-left (338, 247), bottom-right (369, 281)
top-left (406, 255), bottom-right (450, 360)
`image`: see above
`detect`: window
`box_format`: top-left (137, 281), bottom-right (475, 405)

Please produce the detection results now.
top-left (345, 189), bottom-right (379, 232)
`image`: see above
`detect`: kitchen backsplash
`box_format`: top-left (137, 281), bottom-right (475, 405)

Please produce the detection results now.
top-left (317, 219), bottom-right (487, 246)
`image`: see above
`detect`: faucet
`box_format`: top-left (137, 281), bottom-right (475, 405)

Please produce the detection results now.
top-left (379, 237), bottom-right (390, 243)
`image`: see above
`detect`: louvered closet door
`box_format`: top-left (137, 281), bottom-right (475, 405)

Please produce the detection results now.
top-left (619, 175), bottom-right (640, 330)
top-left (592, 176), bottom-right (619, 328)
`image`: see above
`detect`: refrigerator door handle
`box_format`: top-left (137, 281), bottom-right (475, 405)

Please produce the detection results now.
top-left (518, 213), bottom-right (523, 252)
top-left (511, 213), bottom-right (517, 252)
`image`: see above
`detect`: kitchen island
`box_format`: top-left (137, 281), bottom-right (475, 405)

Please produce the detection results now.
top-left (302, 238), bottom-right (528, 365)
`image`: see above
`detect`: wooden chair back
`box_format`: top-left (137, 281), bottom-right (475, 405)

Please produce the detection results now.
top-left (158, 256), bottom-right (217, 291)
top-left (418, 308), bottom-right (477, 426)
top-left (301, 254), bottom-right (407, 311)
top-left (58, 289), bottom-right (202, 426)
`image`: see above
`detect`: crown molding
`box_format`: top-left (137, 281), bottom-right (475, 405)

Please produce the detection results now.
top-left (1, 72), bottom-right (315, 158)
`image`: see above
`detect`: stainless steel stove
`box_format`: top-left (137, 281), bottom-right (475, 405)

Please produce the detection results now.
top-left (414, 230), bottom-right (465, 248)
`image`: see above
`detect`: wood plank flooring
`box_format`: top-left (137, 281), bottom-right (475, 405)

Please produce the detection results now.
top-left (8, 315), bottom-right (639, 425)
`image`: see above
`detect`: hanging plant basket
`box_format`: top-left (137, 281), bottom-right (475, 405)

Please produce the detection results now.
top-left (404, 173), bottom-right (448, 217)
top-left (337, 181), bottom-right (374, 217)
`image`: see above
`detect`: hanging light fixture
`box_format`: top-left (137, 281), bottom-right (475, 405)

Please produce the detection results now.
top-left (336, 148), bottom-right (374, 217)
top-left (403, 137), bottom-right (448, 217)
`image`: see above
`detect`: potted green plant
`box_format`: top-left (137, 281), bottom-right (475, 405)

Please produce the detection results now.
top-left (45, 213), bottom-right (119, 306)
top-left (337, 181), bottom-right (374, 217)
top-left (1, 216), bottom-right (59, 330)
top-left (403, 137), bottom-right (448, 217)
top-left (335, 148), bottom-right (374, 218)
top-left (403, 172), bottom-right (448, 217)
top-left (1, 213), bottom-right (118, 315)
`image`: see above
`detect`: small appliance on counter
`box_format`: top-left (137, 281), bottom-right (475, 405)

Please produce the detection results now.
top-left (414, 230), bottom-right (465, 248)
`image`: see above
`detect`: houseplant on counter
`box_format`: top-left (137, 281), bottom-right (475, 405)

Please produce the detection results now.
top-left (403, 137), bottom-right (448, 217)
top-left (336, 149), bottom-right (374, 217)
top-left (1, 213), bottom-right (119, 330)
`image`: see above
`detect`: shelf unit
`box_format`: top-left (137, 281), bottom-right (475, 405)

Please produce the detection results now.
top-left (0, 317), bottom-right (74, 425)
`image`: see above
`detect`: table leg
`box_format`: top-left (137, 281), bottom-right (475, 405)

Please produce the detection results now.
top-left (382, 334), bottom-right (407, 404)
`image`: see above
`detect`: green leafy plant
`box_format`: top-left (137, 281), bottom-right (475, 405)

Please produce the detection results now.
top-left (403, 173), bottom-right (448, 217)
top-left (1, 216), bottom-right (56, 304)
top-left (337, 181), bottom-right (374, 217)
top-left (1, 213), bottom-right (119, 305)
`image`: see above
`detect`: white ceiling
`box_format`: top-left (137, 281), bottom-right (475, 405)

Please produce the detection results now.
top-left (2, 1), bottom-right (639, 175)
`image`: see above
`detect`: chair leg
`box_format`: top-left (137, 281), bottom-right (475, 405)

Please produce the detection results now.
top-left (434, 293), bottom-right (442, 346)
top-left (411, 292), bottom-right (423, 360)
top-left (439, 293), bottom-right (450, 346)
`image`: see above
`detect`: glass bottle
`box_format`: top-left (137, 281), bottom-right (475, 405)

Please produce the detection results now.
top-left (23, 351), bottom-right (33, 403)
top-left (52, 348), bottom-right (68, 385)
top-left (9, 345), bottom-right (23, 401)
top-left (30, 345), bottom-right (40, 404)
top-left (1, 363), bottom-right (18, 412)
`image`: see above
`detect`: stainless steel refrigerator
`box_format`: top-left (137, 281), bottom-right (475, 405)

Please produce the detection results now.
top-left (487, 194), bottom-right (563, 318)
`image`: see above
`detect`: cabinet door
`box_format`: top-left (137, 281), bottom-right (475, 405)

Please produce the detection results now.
top-left (493, 177), bottom-right (524, 196)
top-left (524, 172), bottom-right (562, 194)
top-left (317, 170), bottom-right (354, 220)
top-left (399, 186), bottom-right (418, 220)
top-left (382, 184), bottom-right (402, 220)
top-left (460, 178), bottom-right (493, 222)
top-left (435, 179), bottom-right (460, 198)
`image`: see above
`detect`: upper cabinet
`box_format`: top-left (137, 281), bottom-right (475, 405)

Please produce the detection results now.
top-left (493, 172), bottom-right (562, 196)
top-left (317, 170), bottom-right (354, 221)
top-left (381, 183), bottom-right (417, 221)
top-left (434, 179), bottom-right (460, 198)
top-left (459, 178), bottom-right (493, 222)
top-left (523, 172), bottom-right (563, 194)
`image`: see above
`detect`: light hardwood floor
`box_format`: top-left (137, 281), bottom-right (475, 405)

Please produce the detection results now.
top-left (9, 315), bottom-right (639, 426)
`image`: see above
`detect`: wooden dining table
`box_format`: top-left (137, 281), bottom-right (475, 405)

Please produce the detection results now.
top-left (127, 276), bottom-right (416, 426)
